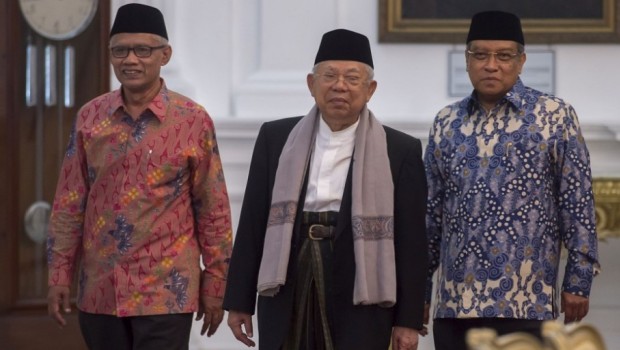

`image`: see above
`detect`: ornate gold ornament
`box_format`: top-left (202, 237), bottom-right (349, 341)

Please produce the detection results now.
top-left (593, 178), bottom-right (620, 239)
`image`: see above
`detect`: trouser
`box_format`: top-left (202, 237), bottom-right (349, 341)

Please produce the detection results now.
top-left (284, 211), bottom-right (338, 350)
top-left (78, 310), bottom-right (193, 350)
top-left (433, 318), bottom-right (544, 350)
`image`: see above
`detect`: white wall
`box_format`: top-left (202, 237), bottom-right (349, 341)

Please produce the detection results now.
top-left (114, 0), bottom-right (620, 169)
top-left (112, 1), bottom-right (620, 349)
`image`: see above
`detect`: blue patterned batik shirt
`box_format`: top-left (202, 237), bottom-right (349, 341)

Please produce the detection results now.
top-left (424, 79), bottom-right (600, 320)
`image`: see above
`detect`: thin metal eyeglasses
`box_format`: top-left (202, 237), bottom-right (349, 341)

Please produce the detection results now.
top-left (110, 45), bottom-right (167, 58)
top-left (316, 73), bottom-right (364, 86)
top-left (467, 50), bottom-right (521, 62)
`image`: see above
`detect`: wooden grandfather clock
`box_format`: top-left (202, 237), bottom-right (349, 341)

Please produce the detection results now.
top-left (0, 0), bottom-right (110, 348)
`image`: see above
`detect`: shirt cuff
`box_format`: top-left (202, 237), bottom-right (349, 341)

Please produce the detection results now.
top-left (201, 272), bottom-right (227, 299)
top-left (48, 267), bottom-right (73, 287)
top-left (561, 257), bottom-right (597, 298)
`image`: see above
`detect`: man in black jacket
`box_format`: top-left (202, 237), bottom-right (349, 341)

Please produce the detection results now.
top-left (223, 28), bottom-right (428, 350)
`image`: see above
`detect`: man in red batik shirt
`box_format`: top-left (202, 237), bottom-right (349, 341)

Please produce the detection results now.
top-left (46, 4), bottom-right (232, 349)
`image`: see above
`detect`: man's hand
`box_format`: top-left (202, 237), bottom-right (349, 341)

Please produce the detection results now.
top-left (561, 291), bottom-right (589, 324)
top-left (47, 285), bottom-right (71, 328)
top-left (392, 326), bottom-right (419, 350)
top-left (196, 295), bottom-right (224, 337)
top-left (227, 310), bottom-right (256, 347)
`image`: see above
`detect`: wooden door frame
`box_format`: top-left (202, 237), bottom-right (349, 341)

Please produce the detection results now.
top-left (0, 0), bottom-right (21, 314)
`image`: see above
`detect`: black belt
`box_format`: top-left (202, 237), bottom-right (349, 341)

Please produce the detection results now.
top-left (305, 224), bottom-right (336, 240)
top-left (302, 211), bottom-right (338, 240)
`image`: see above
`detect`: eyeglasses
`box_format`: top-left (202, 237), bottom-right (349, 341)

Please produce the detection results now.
top-left (467, 50), bottom-right (521, 62)
top-left (110, 45), bottom-right (167, 58)
top-left (316, 72), bottom-right (364, 86)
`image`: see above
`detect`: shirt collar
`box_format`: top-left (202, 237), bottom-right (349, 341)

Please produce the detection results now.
top-left (110, 79), bottom-right (169, 122)
top-left (466, 78), bottom-right (526, 113)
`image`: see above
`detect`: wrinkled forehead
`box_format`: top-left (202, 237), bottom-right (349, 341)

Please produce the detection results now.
top-left (110, 32), bottom-right (165, 46)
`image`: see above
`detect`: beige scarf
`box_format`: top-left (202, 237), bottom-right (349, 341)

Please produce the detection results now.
top-left (257, 105), bottom-right (396, 306)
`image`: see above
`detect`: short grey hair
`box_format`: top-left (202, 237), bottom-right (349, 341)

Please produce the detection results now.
top-left (156, 35), bottom-right (169, 46)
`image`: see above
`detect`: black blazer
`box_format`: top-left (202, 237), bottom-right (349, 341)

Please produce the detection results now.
top-left (223, 116), bottom-right (428, 350)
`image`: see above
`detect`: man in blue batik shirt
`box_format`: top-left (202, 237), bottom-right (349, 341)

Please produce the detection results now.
top-left (422, 11), bottom-right (600, 350)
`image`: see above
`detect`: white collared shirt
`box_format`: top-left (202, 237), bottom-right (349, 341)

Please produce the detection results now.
top-left (303, 116), bottom-right (358, 212)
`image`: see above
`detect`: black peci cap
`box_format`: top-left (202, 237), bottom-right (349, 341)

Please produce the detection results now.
top-left (466, 11), bottom-right (524, 45)
top-left (110, 3), bottom-right (168, 40)
top-left (314, 29), bottom-right (374, 68)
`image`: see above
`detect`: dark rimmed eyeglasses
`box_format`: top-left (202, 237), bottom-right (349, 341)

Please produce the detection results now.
top-left (466, 50), bottom-right (521, 62)
top-left (110, 45), bottom-right (167, 58)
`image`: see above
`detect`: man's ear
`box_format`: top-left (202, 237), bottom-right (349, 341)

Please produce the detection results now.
top-left (366, 80), bottom-right (377, 102)
top-left (161, 46), bottom-right (173, 66)
top-left (306, 73), bottom-right (316, 97)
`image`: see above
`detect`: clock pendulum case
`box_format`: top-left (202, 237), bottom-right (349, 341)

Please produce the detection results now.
top-left (18, 0), bottom-right (99, 246)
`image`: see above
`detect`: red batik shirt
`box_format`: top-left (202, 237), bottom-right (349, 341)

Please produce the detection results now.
top-left (48, 82), bottom-right (232, 316)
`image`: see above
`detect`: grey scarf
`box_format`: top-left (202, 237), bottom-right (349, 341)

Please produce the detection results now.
top-left (257, 105), bottom-right (396, 306)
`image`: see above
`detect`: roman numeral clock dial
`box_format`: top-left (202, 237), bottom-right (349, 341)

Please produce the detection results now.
top-left (19, 0), bottom-right (98, 41)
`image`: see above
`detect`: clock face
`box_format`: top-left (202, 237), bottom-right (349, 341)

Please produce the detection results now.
top-left (19, 0), bottom-right (99, 40)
